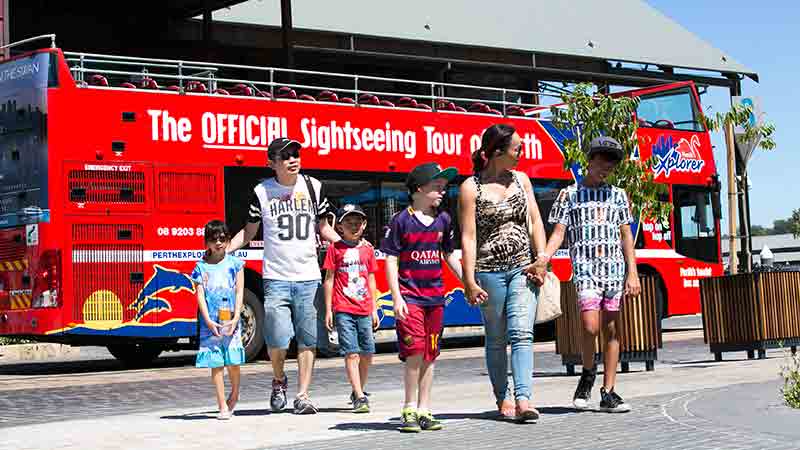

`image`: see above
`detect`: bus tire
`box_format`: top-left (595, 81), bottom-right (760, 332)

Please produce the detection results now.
top-left (107, 343), bottom-right (163, 367)
top-left (241, 288), bottom-right (265, 362)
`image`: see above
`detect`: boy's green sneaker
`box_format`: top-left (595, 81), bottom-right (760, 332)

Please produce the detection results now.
top-left (418, 411), bottom-right (443, 431)
top-left (399, 407), bottom-right (421, 433)
top-left (352, 396), bottom-right (370, 413)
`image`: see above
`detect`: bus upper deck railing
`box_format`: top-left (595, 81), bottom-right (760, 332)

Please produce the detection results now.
top-left (63, 50), bottom-right (562, 118)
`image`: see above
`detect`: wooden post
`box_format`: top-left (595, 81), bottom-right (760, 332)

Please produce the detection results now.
top-left (725, 121), bottom-right (738, 274)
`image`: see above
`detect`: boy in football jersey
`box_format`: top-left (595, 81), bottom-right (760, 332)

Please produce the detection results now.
top-left (381, 162), bottom-right (463, 432)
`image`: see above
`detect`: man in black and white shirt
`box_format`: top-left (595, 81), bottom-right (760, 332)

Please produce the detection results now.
top-left (229, 137), bottom-right (339, 414)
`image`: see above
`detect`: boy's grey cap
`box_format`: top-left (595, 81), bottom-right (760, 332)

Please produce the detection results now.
top-left (586, 136), bottom-right (624, 161)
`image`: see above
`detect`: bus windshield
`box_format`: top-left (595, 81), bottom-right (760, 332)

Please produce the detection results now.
top-left (636, 87), bottom-right (704, 132)
top-left (0, 52), bottom-right (51, 228)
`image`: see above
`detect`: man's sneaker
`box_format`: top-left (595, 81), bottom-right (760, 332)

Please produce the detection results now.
top-left (270, 376), bottom-right (288, 412)
top-left (417, 411), bottom-right (443, 431)
top-left (399, 407), bottom-right (421, 433)
top-left (573, 367), bottom-right (596, 409)
top-left (352, 396), bottom-right (370, 413)
top-left (293, 395), bottom-right (319, 415)
top-left (599, 387), bottom-right (631, 413)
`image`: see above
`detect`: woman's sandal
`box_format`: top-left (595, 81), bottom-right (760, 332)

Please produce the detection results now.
top-left (497, 399), bottom-right (516, 420)
top-left (515, 407), bottom-right (539, 423)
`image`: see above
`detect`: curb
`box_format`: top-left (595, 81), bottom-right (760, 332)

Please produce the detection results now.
top-left (0, 343), bottom-right (80, 362)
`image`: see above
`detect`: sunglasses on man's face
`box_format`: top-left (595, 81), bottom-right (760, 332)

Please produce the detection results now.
top-left (278, 148), bottom-right (300, 161)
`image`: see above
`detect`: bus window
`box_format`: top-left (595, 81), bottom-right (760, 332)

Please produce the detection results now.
top-left (322, 179), bottom-right (380, 245)
top-left (636, 87), bottom-right (704, 132)
top-left (0, 52), bottom-right (52, 227)
top-left (379, 181), bottom-right (410, 231)
top-left (532, 178), bottom-right (571, 249)
top-left (673, 185), bottom-right (718, 263)
top-left (378, 179), bottom-right (463, 250)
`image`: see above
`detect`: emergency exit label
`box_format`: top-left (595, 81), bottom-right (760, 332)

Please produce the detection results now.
top-left (26, 224), bottom-right (38, 246)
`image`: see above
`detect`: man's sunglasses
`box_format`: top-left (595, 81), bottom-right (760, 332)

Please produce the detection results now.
top-left (277, 148), bottom-right (300, 160)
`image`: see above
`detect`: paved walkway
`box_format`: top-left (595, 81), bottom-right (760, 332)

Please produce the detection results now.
top-left (1, 330), bottom-right (798, 450)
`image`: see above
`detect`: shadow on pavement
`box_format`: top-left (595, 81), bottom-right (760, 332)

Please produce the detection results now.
top-left (0, 355), bottom-right (196, 376)
top-left (160, 411), bottom-right (218, 420)
top-left (231, 408), bottom-right (274, 416)
top-left (329, 422), bottom-right (401, 432)
top-left (537, 406), bottom-right (586, 415)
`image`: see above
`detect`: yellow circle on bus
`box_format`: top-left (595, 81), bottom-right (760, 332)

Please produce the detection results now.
top-left (82, 290), bottom-right (124, 327)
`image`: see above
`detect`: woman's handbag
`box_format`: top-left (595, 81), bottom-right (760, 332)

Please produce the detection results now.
top-left (535, 271), bottom-right (562, 324)
top-left (517, 172), bottom-right (563, 324)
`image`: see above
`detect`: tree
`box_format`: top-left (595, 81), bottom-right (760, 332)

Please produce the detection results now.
top-left (549, 83), bottom-right (776, 228)
top-left (549, 84), bottom-right (670, 222)
top-left (774, 219), bottom-right (793, 235)
top-left (792, 209), bottom-right (800, 239)
top-left (751, 225), bottom-right (770, 236)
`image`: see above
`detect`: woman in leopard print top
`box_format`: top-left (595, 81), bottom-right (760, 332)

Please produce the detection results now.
top-left (459, 124), bottom-right (548, 422)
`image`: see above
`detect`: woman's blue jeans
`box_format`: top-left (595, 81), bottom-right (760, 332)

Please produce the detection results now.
top-left (476, 266), bottom-right (539, 402)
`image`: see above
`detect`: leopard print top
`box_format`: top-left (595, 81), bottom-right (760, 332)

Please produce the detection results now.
top-left (474, 172), bottom-right (532, 272)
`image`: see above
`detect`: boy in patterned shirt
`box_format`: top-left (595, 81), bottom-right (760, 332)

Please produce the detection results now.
top-left (381, 162), bottom-right (463, 432)
top-left (541, 137), bottom-right (641, 413)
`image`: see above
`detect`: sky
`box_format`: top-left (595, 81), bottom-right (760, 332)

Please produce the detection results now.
top-left (645, 1), bottom-right (799, 229)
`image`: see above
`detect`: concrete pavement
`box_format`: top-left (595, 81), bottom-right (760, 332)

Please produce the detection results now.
top-left (1, 330), bottom-right (797, 450)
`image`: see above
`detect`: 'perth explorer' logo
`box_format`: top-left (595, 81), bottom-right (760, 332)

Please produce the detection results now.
top-left (651, 134), bottom-right (705, 177)
top-left (130, 265), bottom-right (195, 320)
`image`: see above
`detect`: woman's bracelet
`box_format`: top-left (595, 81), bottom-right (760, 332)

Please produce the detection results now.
top-left (536, 252), bottom-right (550, 262)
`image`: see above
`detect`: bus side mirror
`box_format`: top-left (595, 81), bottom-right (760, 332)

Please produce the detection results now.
top-left (711, 189), bottom-right (721, 221)
top-left (709, 173), bottom-right (722, 220)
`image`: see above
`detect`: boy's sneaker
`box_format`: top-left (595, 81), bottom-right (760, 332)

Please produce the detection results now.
top-left (417, 411), bottom-right (443, 431)
top-left (349, 391), bottom-right (371, 404)
top-left (270, 376), bottom-right (288, 412)
top-left (573, 367), bottom-right (596, 409)
top-left (352, 396), bottom-right (370, 413)
top-left (293, 395), bottom-right (319, 415)
top-left (599, 387), bottom-right (631, 413)
top-left (399, 407), bottom-right (421, 433)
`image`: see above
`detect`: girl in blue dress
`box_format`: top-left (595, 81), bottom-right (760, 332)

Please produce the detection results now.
top-left (191, 220), bottom-right (246, 420)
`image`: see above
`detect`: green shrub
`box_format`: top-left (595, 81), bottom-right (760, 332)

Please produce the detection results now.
top-left (781, 348), bottom-right (800, 409)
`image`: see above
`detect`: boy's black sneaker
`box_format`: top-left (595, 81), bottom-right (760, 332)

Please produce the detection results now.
top-left (573, 367), bottom-right (596, 409)
top-left (599, 387), bottom-right (631, 413)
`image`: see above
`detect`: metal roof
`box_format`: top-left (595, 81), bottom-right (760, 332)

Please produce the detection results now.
top-left (723, 234), bottom-right (800, 265)
top-left (211, 0), bottom-right (756, 79)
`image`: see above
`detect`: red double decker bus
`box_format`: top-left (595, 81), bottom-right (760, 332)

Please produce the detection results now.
top-left (0, 38), bottom-right (722, 365)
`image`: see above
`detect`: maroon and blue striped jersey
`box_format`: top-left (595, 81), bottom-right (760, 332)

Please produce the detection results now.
top-left (380, 207), bottom-right (455, 306)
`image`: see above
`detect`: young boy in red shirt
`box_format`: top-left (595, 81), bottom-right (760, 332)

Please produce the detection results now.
top-left (323, 203), bottom-right (379, 413)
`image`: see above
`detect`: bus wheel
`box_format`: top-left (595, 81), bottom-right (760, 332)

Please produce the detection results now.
top-left (241, 288), bottom-right (265, 362)
top-left (107, 343), bottom-right (163, 367)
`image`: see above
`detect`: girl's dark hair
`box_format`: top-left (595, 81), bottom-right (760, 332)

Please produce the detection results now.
top-left (204, 220), bottom-right (230, 242)
top-left (472, 124), bottom-right (516, 174)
